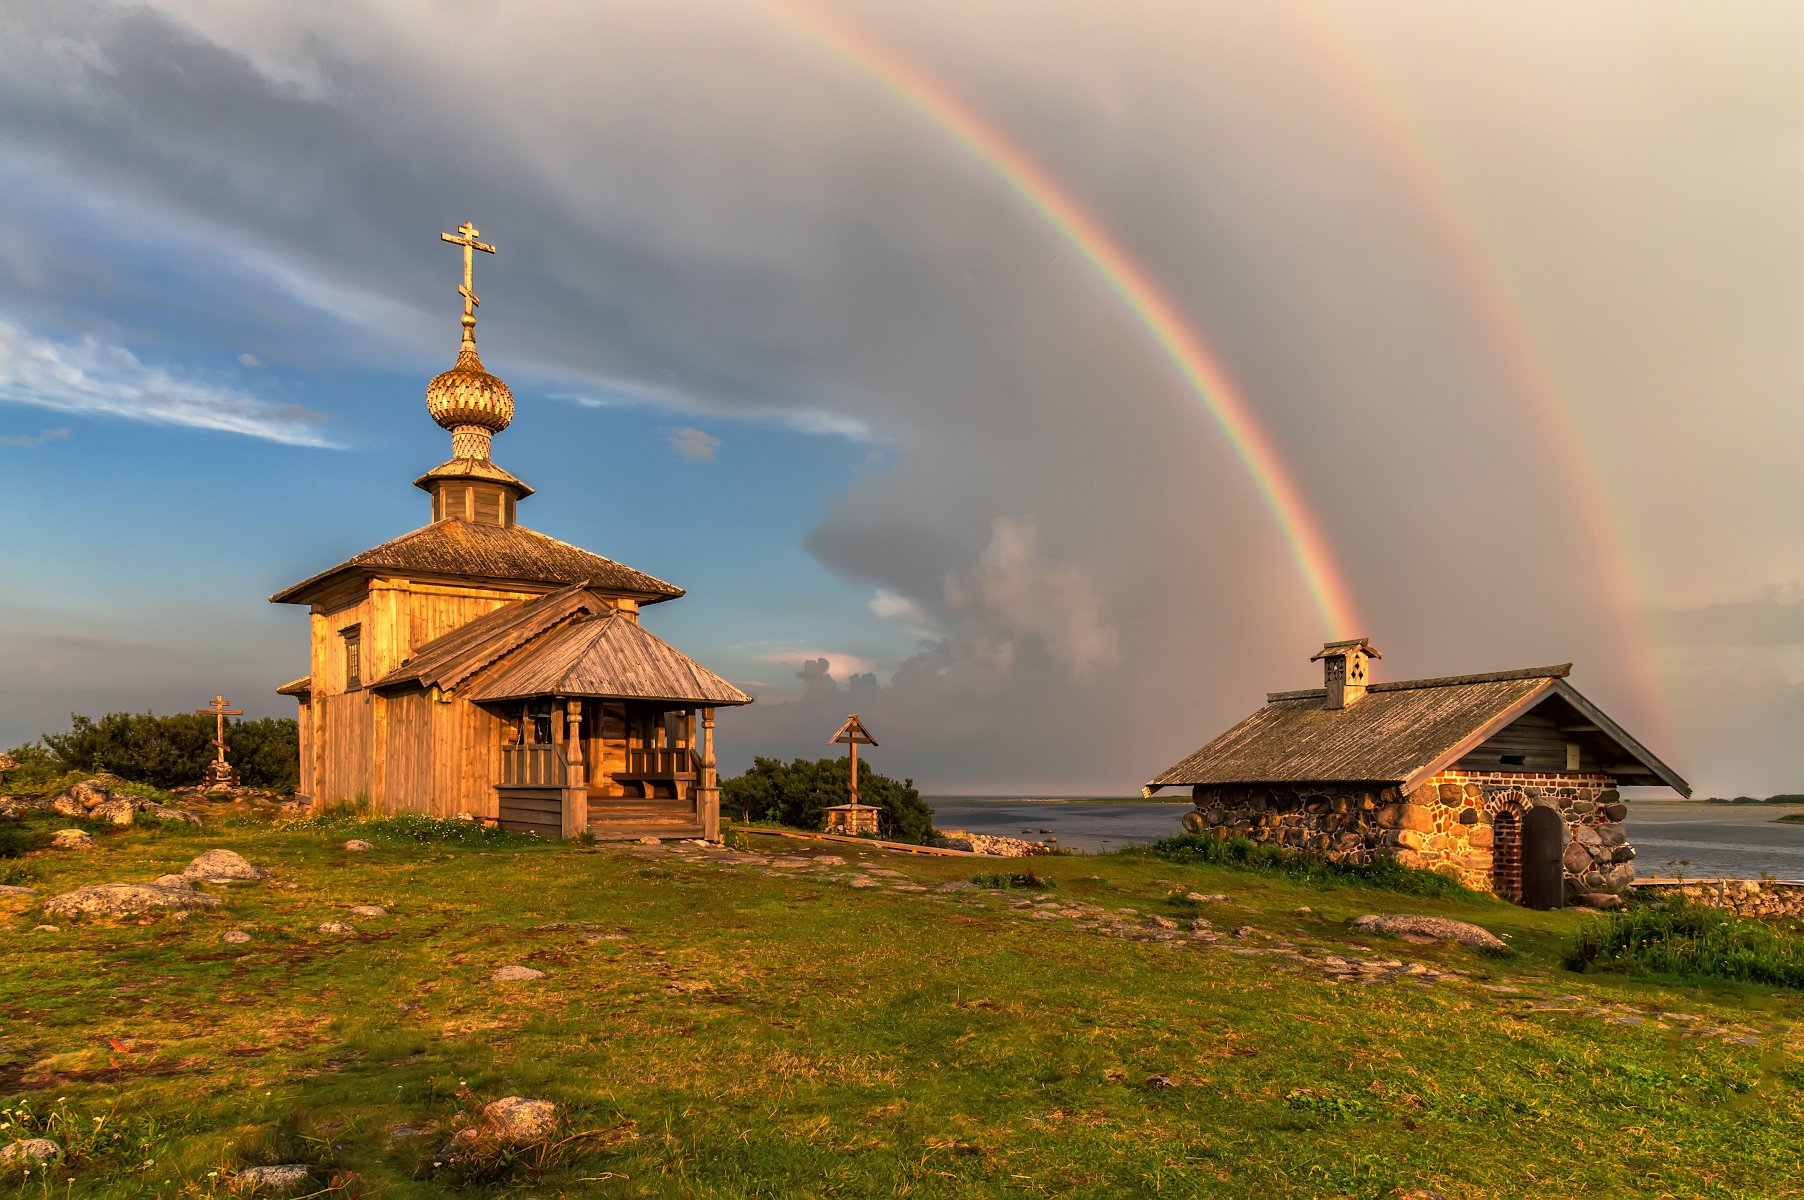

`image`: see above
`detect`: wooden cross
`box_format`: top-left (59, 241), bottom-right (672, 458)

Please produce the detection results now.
top-left (830, 713), bottom-right (878, 807)
top-left (439, 221), bottom-right (497, 331)
top-left (195, 693), bottom-right (243, 765)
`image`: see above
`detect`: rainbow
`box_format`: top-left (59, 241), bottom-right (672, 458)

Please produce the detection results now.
top-left (1286, 5), bottom-right (1672, 744)
top-left (758, 0), bottom-right (1364, 639)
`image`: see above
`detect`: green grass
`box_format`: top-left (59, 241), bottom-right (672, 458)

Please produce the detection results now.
top-left (1564, 901), bottom-right (1804, 987)
top-left (0, 807), bottom-right (1798, 1197)
top-left (1139, 833), bottom-right (1480, 899)
top-left (969, 871), bottom-right (1054, 890)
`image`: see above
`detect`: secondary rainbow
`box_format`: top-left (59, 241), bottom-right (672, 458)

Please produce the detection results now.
top-left (759, 0), bottom-right (1363, 639)
top-left (1286, 3), bottom-right (1671, 744)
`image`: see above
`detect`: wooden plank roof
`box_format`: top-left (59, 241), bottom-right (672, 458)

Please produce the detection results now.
top-left (469, 611), bottom-right (752, 706)
top-left (275, 676), bottom-right (312, 697)
top-left (270, 519), bottom-right (683, 605)
top-left (370, 582), bottom-right (598, 694)
top-left (1146, 664), bottom-right (1689, 795)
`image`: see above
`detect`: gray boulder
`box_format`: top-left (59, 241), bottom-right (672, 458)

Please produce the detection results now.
top-left (1350, 913), bottom-right (1505, 951)
top-left (0, 1138), bottom-right (62, 1171)
top-left (343, 839), bottom-right (373, 851)
top-left (316, 920), bottom-right (354, 934)
top-left (46, 794), bottom-right (88, 818)
top-left (348, 905), bottom-right (386, 918)
top-left (44, 882), bottom-right (221, 920)
top-left (49, 829), bottom-right (94, 851)
top-left (490, 965), bottom-right (545, 982)
top-left (182, 849), bottom-right (269, 883)
top-left (0, 885), bottom-right (38, 898)
top-left (450, 1096), bottom-right (558, 1154)
top-left (138, 802), bottom-right (201, 825)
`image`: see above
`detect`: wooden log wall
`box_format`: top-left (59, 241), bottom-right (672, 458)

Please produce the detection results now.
top-left (496, 788), bottom-right (562, 838)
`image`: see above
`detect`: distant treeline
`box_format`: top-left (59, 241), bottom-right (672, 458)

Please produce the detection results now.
top-left (1698, 795), bottom-right (1804, 805)
top-left (5, 711), bottom-right (299, 793)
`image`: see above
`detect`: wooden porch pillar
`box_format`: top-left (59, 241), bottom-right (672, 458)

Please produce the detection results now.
top-left (698, 706), bottom-right (720, 842)
top-left (561, 698), bottom-right (588, 839)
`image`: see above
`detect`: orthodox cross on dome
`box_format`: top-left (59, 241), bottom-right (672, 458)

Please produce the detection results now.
top-left (439, 221), bottom-right (496, 345)
top-left (195, 693), bottom-right (244, 792)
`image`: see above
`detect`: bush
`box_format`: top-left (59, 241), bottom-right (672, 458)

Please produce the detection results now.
top-left (1142, 833), bottom-right (1479, 899)
top-left (19, 711), bottom-right (299, 793)
top-left (972, 871), bottom-right (1053, 890)
top-left (1563, 902), bottom-right (1804, 988)
top-left (721, 756), bottom-right (935, 844)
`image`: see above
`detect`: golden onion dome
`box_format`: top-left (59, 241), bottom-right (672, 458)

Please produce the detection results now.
top-left (426, 344), bottom-right (514, 435)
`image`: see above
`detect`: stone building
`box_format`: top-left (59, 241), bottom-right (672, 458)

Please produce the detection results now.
top-left (271, 223), bottom-right (750, 840)
top-left (1143, 639), bottom-right (1689, 908)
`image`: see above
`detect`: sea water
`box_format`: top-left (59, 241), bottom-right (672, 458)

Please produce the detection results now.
top-left (926, 796), bottom-right (1804, 879)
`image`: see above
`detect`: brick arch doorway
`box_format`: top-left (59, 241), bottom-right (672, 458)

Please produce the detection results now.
top-left (1492, 807), bottom-right (1523, 901)
top-left (1521, 805), bottom-right (1566, 910)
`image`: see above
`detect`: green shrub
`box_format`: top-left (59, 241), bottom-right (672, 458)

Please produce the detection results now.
top-left (971, 871), bottom-right (1053, 890)
top-left (287, 811), bottom-right (528, 848)
top-left (20, 711), bottom-right (299, 792)
top-left (1142, 833), bottom-right (1479, 899)
top-left (1563, 902), bottom-right (1804, 988)
top-left (721, 756), bottom-right (935, 844)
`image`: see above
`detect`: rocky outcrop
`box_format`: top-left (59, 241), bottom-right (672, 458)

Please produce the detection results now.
top-left (490, 964), bottom-right (545, 982)
top-left (1634, 879), bottom-right (1804, 919)
top-left (43, 882), bottom-right (222, 919)
top-left (930, 831), bottom-right (1055, 857)
top-left (34, 777), bottom-right (199, 826)
top-left (1351, 914), bottom-right (1506, 950)
top-left (49, 829), bottom-right (94, 851)
top-left (181, 849), bottom-right (269, 883)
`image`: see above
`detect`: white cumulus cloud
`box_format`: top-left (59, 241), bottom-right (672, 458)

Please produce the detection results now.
top-left (668, 425), bottom-right (721, 462)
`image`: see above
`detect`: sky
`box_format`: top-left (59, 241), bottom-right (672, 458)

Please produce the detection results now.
top-left (1, 0), bottom-right (1800, 796)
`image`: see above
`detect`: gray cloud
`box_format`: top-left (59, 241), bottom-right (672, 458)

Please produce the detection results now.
top-left (0, 1), bottom-right (1799, 792)
top-left (1652, 586), bottom-right (1804, 648)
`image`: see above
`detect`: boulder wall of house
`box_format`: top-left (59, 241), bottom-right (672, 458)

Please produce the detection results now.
top-left (1184, 783), bottom-right (1411, 863)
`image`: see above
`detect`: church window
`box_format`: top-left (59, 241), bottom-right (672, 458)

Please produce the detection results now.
top-left (342, 627), bottom-right (362, 690)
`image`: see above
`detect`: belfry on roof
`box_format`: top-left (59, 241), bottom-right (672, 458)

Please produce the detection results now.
top-left (1144, 639), bottom-right (1688, 909)
top-left (272, 222), bottom-right (749, 840)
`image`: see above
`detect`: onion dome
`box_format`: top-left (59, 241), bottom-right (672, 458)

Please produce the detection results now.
top-left (426, 342), bottom-right (514, 460)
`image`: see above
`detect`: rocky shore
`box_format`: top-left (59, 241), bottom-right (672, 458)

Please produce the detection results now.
top-left (1634, 878), bottom-right (1804, 919)
top-left (929, 830), bottom-right (1057, 857)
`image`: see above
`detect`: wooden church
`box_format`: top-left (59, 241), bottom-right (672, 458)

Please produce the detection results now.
top-left (272, 223), bottom-right (750, 840)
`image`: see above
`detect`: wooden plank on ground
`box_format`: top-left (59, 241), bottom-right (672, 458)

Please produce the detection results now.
top-left (737, 827), bottom-right (1000, 857)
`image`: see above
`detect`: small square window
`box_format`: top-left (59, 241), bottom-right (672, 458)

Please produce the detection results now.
top-left (342, 627), bottom-right (362, 690)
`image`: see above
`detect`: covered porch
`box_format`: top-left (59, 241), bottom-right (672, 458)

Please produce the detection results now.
top-left (471, 608), bottom-right (751, 841)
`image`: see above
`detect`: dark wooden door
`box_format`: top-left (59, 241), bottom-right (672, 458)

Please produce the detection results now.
top-left (1521, 805), bottom-right (1566, 909)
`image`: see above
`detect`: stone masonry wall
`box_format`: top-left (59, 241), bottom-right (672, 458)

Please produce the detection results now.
top-left (1188, 770), bottom-right (1634, 905)
top-left (1399, 771), bottom-right (1631, 903)
top-left (1184, 783), bottom-right (1414, 864)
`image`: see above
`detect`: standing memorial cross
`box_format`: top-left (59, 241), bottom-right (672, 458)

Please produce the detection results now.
top-left (830, 713), bottom-right (878, 807)
top-left (195, 693), bottom-right (243, 788)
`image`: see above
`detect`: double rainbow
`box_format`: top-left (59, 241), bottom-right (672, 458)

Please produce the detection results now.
top-left (760, 0), bottom-right (1364, 640)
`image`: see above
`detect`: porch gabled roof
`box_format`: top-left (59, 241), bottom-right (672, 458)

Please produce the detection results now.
top-left (469, 611), bottom-right (752, 707)
top-left (370, 582), bottom-right (599, 694)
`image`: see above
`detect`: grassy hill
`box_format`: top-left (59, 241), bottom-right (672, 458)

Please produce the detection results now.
top-left (1, 807), bottom-right (1800, 1197)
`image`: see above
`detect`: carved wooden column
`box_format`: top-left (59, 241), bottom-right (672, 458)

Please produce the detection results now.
top-left (699, 706), bottom-right (719, 842)
top-left (562, 698), bottom-right (588, 839)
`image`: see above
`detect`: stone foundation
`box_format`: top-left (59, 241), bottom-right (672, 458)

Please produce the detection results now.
top-left (1188, 770), bottom-right (1635, 905)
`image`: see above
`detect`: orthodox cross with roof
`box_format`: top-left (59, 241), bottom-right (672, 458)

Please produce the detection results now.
top-left (826, 713), bottom-right (880, 835)
top-left (439, 221), bottom-right (496, 340)
top-left (195, 693), bottom-right (244, 791)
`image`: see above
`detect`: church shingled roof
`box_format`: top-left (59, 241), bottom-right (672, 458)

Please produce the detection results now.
top-left (1146, 665), bottom-right (1689, 795)
top-left (270, 519), bottom-right (683, 605)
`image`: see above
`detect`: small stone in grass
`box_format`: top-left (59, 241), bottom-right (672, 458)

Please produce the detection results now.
top-left (235, 1163), bottom-right (312, 1194)
top-left (1232, 925), bottom-right (1257, 938)
top-left (348, 905), bottom-right (386, 918)
top-left (344, 839), bottom-right (373, 851)
top-left (49, 829), bottom-right (94, 851)
top-left (223, 930), bottom-right (252, 945)
top-left (0, 1138), bottom-right (62, 1170)
top-left (1144, 1074), bottom-right (1179, 1089)
top-left (490, 964), bottom-right (545, 982)
top-left (30, 924), bottom-right (59, 933)
top-left (1293, 906), bottom-right (1313, 916)
top-left (317, 920), bottom-right (354, 934)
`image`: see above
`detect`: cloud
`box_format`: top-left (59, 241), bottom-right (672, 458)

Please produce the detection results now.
top-left (870, 587), bottom-right (941, 639)
top-left (1651, 585), bottom-right (1804, 647)
top-left (237, 352), bottom-right (261, 368)
top-left (668, 425), bottom-right (721, 462)
top-left (0, 426), bottom-right (69, 448)
top-left (753, 649), bottom-right (880, 687)
top-left (962, 516), bottom-right (1119, 678)
top-left (0, 318), bottom-right (337, 447)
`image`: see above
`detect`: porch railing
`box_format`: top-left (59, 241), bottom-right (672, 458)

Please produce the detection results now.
top-left (500, 743), bottom-right (567, 788)
top-left (622, 747), bottom-right (696, 778)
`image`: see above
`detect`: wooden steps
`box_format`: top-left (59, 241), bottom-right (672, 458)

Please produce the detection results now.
top-left (588, 794), bottom-right (702, 841)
